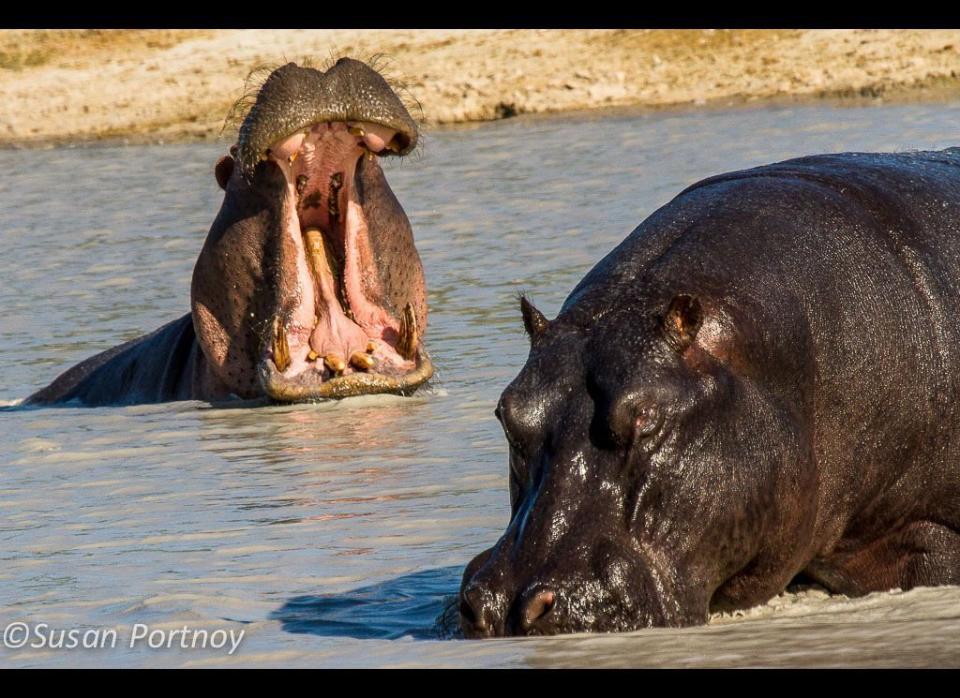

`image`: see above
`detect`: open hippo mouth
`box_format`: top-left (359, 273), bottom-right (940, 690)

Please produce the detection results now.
top-left (256, 120), bottom-right (432, 401)
top-left (191, 58), bottom-right (432, 403)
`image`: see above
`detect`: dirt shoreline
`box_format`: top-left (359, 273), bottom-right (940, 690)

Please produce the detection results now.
top-left (2, 29), bottom-right (960, 148)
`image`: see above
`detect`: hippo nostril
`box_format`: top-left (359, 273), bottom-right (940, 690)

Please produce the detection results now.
top-left (520, 588), bottom-right (557, 631)
top-left (459, 599), bottom-right (478, 627)
top-left (460, 586), bottom-right (492, 634)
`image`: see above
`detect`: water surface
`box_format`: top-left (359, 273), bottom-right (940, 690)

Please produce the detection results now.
top-left (2, 102), bottom-right (960, 667)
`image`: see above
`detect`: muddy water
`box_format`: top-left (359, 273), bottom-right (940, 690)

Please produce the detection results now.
top-left (1, 103), bottom-right (959, 667)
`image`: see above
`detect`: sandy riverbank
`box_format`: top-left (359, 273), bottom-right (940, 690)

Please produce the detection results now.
top-left (2, 29), bottom-right (960, 147)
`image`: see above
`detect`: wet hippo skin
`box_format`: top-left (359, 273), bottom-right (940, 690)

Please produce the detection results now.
top-left (460, 149), bottom-right (960, 636)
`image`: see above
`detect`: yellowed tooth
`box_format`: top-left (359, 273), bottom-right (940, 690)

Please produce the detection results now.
top-left (348, 125), bottom-right (366, 138)
top-left (307, 349), bottom-right (319, 362)
top-left (304, 229), bottom-right (335, 281)
top-left (288, 151), bottom-right (299, 165)
top-left (323, 353), bottom-right (346, 375)
top-left (350, 351), bottom-right (375, 372)
top-left (273, 317), bottom-right (291, 372)
top-left (396, 302), bottom-right (418, 361)
top-left (366, 340), bottom-right (377, 354)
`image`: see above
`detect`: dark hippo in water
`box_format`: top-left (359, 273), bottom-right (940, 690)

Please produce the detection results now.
top-left (460, 149), bottom-right (960, 636)
top-left (26, 58), bottom-right (431, 406)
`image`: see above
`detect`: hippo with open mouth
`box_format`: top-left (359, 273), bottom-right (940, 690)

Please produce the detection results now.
top-left (460, 149), bottom-right (960, 636)
top-left (27, 58), bottom-right (431, 406)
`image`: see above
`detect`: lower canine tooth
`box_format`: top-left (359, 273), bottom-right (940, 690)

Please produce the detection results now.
top-left (350, 352), bottom-right (375, 371)
top-left (273, 317), bottom-right (291, 372)
top-left (307, 350), bottom-right (319, 362)
top-left (396, 302), bottom-right (419, 361)
top-left (323, 353), bottom-right (346, 375)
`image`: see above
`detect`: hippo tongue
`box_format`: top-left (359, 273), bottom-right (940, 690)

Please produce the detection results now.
top-left (302, 227), bottom-right (370, 358)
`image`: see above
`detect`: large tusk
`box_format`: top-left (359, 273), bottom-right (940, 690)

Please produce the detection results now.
top-left (272, 316), bottom-right (291, 373)
top-left (396, 302), bottom-right (419, 361)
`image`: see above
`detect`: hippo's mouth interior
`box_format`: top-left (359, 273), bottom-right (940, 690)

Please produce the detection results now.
top-left (259, 121), bottom-right (430, 400)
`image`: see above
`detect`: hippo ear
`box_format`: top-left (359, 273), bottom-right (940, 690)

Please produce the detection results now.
top-left (662, 294), bottom-right (703, 352)
top-left (215, 155), bottom-right (235, 190)
top-left (519, 295), bottom-right (549, 343)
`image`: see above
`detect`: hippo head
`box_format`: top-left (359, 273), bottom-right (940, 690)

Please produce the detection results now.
top-left (191, 58), bottom-right (431, 401)
top-left (459, 289), bottom-right (814, 636)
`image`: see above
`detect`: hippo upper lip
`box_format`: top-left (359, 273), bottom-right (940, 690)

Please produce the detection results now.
top-left (235, 58), bottom-right (419, 181)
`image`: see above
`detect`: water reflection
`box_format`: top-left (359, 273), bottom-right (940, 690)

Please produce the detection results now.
top-left (270, 566), bottom-right (463, 640)
top-left (193, 393), bottom-right (438, 466)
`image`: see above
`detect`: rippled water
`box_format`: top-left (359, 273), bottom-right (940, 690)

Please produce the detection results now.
top-left (2, 103), bottom-right (960, 667)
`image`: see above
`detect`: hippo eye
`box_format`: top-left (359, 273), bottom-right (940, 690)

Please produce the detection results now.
top-left (499, 418), bottom-right (524, 455)
top-left (495, 401), bottom-right (527, 458)
top-left (633, 404), bottom-right (661, 439)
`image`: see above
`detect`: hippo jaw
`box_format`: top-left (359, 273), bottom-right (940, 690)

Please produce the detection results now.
top-left (191, 59), bottom-right (431, 403)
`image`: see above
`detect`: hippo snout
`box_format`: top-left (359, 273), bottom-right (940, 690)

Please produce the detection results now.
top-left (460, 579), bottom-right (559, 637)
top-left (459, 537), bottom-right (675, 637)
top-left (458, 544), bottom-right (563, 637)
